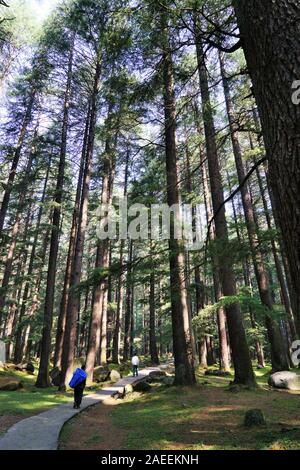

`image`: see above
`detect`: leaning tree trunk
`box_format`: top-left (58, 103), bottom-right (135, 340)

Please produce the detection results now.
top-left (161, 10), bottom-right (195, 386)
top-left (0, 90), bottom-right (36, 235)
top-left (233, 0), bottom-right (300, 335)
top-left (36, 41), bottom-right (74, 388)
top-left (195, 27), bottom-right (255, 386)
top-left (219, 52), bottom-right (289, 372)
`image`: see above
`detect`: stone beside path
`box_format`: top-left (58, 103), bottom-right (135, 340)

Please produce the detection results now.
top-left (0, 366), bottom-right (161, 450)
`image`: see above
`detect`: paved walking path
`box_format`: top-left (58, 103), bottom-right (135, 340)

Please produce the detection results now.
top-left (0, 366), bottom-right (161, 450)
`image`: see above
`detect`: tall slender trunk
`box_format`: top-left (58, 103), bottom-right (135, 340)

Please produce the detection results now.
top-left (184, 133), bottom-right (200, 367)
top-left (227, 171), bottom-right (265, 367)
top-left (36, 40), bottom-right (74, 387)
top-left (161, 11), bottom-right (195, 385)
top-left (112, 149), bottom-right (130, 363)
top-left (85, 112), bottom-right (117, 380)
top-left (194, 104), bottom-right (230, 372)
top-left (195, 27), bottom-right (255, 386)
top-left (219, 52), bottom-right (288, 371)
top-left (0, 90), bottom-right (36, 234)
top-left (252, 150), bottom-right (297, 341)
top-left (149, 250), bottom-right (159, 365)
top-left (60, 59), bottom-right (101, 387)
top-left (123, 240), bottom-right (133, 361)
top-left (54, 104), bottom-right (90, 368)
top-left (0, 147), bottom-right (36, 326)
top-left (14, 159), bottom-right (50, 363)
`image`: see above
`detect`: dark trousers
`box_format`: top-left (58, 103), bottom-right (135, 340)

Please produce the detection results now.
top-left (74, 385), bottom-right (84, 408)
top-left (132, 365), bottom-right (138, 377)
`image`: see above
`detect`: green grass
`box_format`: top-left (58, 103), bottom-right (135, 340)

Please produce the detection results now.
top-left (0, 369), bottom-right (72, 419)
top-left (110, 367), bottom-right (300, 450)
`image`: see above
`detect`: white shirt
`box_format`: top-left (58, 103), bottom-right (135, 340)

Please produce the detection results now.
top-left (132, 356), bottom-right (139, 366)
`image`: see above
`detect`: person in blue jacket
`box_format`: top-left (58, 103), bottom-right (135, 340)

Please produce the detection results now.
top-left (70, 364), bottom-right (87, 409)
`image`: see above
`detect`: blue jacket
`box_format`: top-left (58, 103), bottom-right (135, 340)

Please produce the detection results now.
top-left (69, 368), bottom-right (87, 389)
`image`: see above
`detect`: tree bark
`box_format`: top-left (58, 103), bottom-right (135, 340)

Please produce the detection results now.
top-left (0, 90), bottom-right (36, 234)
top-left (161, 10), bottom-right (195, 385)
top-left (194, 104), bottom-right (230, 372)
top-left (14, 156), bottom-right (50, 363)
top-left (149, 254), bottom-right (159, 365)
top-left (195, 28), bottom-right (255, 386)
top-left (36, 40), bottom-right (74, 387)
top-left (233, 0), bottom-right (300, 335)
top-left (54, 103), bottom-right (90, 369)
top-left (85, 93), bottom-right (117, 381)
top-left (219, 52), bottom-right (289, 371)
top-left (123, 240), bottom-right (133, 362)
top-left (112, 148), bottom-right (129, 363)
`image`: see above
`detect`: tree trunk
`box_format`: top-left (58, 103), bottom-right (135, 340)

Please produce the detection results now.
top-left (123, 240), bottom-right (133, 362)
top-left (194, 104), bottom-right (230, 372)
top-left (233, 0), bottom-right (300, 335)
top-left (195, 29), bottom-right (255, 386)
top-left (149, 260), bottom-right (159, 365)
top-left (54, 104), bottom-right (90, 369)
top-left (0, 145), bottom-right (36, 326)
top-left (112, 148), bottom-right (130, 363)
top-left (252, 151), bottom-right (297, 341)
top-left (0, 90), bottom-right (36, 234)
top-left (36, 40), bottom-right (74, 387)
top-left (14, 157), bottom-right (50, 363)
top-left (161, 11), bottom-right (195, 385)
top-left (85, 93), bottom-right (117, 381)
top-left (219, 52), bottom-right (289, 371)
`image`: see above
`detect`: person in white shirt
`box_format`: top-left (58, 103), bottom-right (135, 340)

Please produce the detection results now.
top-left (131, 354), bottom-right (139, 377)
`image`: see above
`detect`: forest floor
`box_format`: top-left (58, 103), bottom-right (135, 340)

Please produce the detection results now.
top-left (0, 368), bottom-right (72, 436)
top-left (0, 362), bottom-right (131, 437)
top-left (59, 367), bottom-right (300, 451)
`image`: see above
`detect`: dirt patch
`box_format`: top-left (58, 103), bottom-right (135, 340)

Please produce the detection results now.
top-left (0, 415), bottom-right (27, 436)
top-left (59, 398), bottom-right (125, 450)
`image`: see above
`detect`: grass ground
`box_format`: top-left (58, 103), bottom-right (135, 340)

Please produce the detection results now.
top-left (0, 368), bottom-right (73, 435)
top-left (0, 361), bottom-right (130, 436)
top-left (59, 366), bottom-right (300, 451)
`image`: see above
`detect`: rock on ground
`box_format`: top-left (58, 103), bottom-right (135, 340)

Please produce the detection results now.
top-left (124, 383), bottom-right (134, 394)
top-left (133, 380), bottom-right (151, 392)
top-left (268, 371), bottom-right (300, 391)
top-left (244, 409), bottom-right (266, 427)
top-left (50, 367), bottom-right (62, 387)
top-left (148, 370), bottom-right (167, 378)
top-left (109, 370), bottom-right (121, 383)
top-left (0, 378), bottom-right (23, 391)
top-left (93, 366), bottom-right (110, 383)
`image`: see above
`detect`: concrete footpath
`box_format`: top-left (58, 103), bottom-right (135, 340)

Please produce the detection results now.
top-left (0, 367), bottom-right (159, 450)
